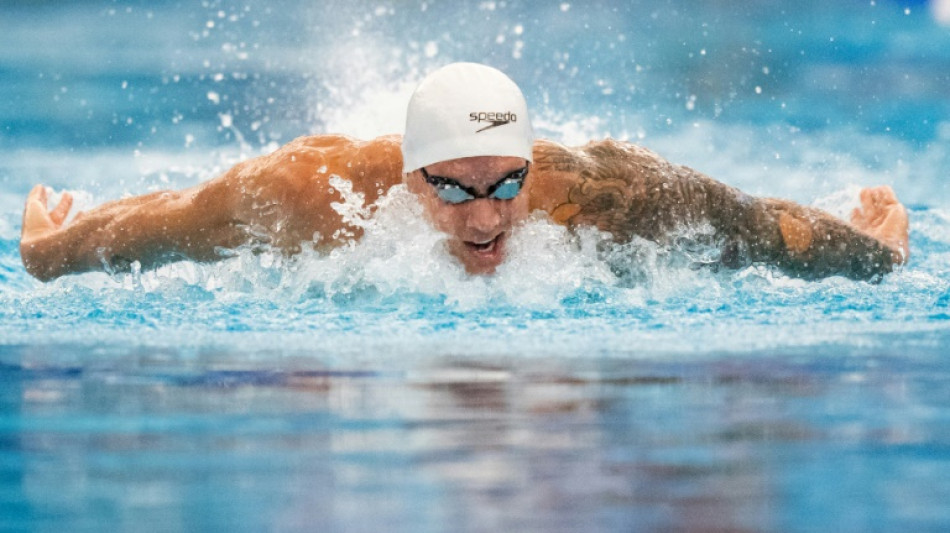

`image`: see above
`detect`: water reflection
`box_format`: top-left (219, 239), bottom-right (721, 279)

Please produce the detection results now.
top-left (2, 345), bottom-right (947, 531)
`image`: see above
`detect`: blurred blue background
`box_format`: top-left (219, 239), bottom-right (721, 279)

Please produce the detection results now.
top-left (2, 0), bottom-right (948, 146)
top-left (2, 0), bottom-right (948, 205)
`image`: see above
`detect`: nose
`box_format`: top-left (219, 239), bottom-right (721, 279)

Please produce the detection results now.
top-left (464, 198), bottom-right (503, 237)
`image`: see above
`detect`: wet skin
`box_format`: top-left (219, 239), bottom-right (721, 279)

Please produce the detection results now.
top-left (20, 135), bottom-right (908, 281)
top-left (405, 156), bottom-right (530, 274)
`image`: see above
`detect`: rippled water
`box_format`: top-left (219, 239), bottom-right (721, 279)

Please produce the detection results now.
top-left (1, 0), bottom-right (950, 531)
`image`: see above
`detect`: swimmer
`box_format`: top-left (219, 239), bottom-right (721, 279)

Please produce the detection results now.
top-left (20, 62), bottom-right (909, 282)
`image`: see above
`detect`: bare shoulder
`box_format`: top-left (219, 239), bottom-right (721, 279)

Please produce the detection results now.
top-left (529, 137), bottom-right (745, 242)
top-left (528, 138), bottom-right (674, 223)
top-left (198, 133), bottom-right (404, 251)
top-left (533, 138), bottom-right (671, 171)
top-left (211, 134), bottom-right (402, 205)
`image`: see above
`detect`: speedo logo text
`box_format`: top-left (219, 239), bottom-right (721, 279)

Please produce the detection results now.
top-left (469, 111), bottom-right (517, 133)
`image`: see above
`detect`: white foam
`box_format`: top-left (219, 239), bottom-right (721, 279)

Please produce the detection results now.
top-left (493, 217), bottom-right (618, 306)
top-left (54, 181), bottom-right (765, 316)
top-left (44, 182), bottom-right (620, 309)
top-left (305, 38), bottom-right (420, 139)
top-left (285, 186), bottom-right (624, 309)
top-left (811, 186), bottom-right (863, 222)
top-left (0, 215), bottom-right (13, 241)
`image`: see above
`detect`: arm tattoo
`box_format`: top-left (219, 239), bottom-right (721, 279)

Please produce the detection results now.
top-left (533, 139), bottom-right (896, 281)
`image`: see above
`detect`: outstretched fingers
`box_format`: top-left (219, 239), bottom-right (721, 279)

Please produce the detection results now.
top-left (49, 192), bottom-right (74, 226)
top-left (853, 186), bottom-right (895, 227)
top-left (884, 201), bottom-right (910, 263)
top-left (26, 184), bottom-right (48, 208)
top-left (23, 185), bottom-right (51, 231)
top-left (859, 185), bottom-right (897, 210)
top-left (22, 186), bottom-right (75, 243)
top-left (852, 185), bottom-right (909, 264)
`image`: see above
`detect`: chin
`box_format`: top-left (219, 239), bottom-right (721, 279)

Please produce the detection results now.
top-left (462, 257), bottom-right (503, 275)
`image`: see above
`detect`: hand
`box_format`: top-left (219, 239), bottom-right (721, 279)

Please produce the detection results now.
top-left (21, 185), bottom-right (75, 245)
top-left (850, 185), bottom-right (909, 264)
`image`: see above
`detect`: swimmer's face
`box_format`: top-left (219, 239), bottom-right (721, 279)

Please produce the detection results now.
top-left (407, 156), bottom-right (531, 275)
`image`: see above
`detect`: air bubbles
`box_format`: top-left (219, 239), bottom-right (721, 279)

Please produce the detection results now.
top-left (512, 40), bottom-right (525, 59)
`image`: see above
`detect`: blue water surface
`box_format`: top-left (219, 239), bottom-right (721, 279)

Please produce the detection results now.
top-left (1, 0), bottom-right (950, 531)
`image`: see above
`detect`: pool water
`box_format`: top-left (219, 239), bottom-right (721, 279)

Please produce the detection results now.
top-left (2, 0), bottom-right (950, 531)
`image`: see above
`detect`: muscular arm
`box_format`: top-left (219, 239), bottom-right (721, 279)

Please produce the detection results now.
top-left (20, 182), bottom-right (247, 280)
top-left (529, 139), bottom-right (908, 281)
top-left (20, 134), bottom-right (403, 281)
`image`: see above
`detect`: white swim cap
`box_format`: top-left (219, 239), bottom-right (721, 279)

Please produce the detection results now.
top-left (402, 62), bottom-right (534, 173)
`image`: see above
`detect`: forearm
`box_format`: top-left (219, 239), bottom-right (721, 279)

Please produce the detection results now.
top-left (666, 171), bottom-right (900, 280)
top-left (672, 173), bottom-right (900, 280)
top-left (20, 189), bottom-right (245, 280)
top-left (739, 198), bottom-right (898, 280)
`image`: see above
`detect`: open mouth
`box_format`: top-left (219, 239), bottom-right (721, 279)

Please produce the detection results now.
top-left (465, 233), bottom-right (503, 256)
top-left (452, 233), bottom-right (508, 274)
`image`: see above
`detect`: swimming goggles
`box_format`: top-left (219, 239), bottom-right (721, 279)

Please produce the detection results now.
top-left (420, 164), bottom-right (529, 204)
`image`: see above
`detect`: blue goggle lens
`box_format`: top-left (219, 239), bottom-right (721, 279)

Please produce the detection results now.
top-left (489, 179), bottom-right (522, 200)
top-left (436, 186), bottom-right (476, 204)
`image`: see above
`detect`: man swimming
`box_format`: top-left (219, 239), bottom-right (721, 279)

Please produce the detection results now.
top-left (20, 62), bottom-right (909, 282)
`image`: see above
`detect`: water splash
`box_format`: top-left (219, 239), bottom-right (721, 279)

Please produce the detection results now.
top-left (5, 174), bottom-right (945, 358)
